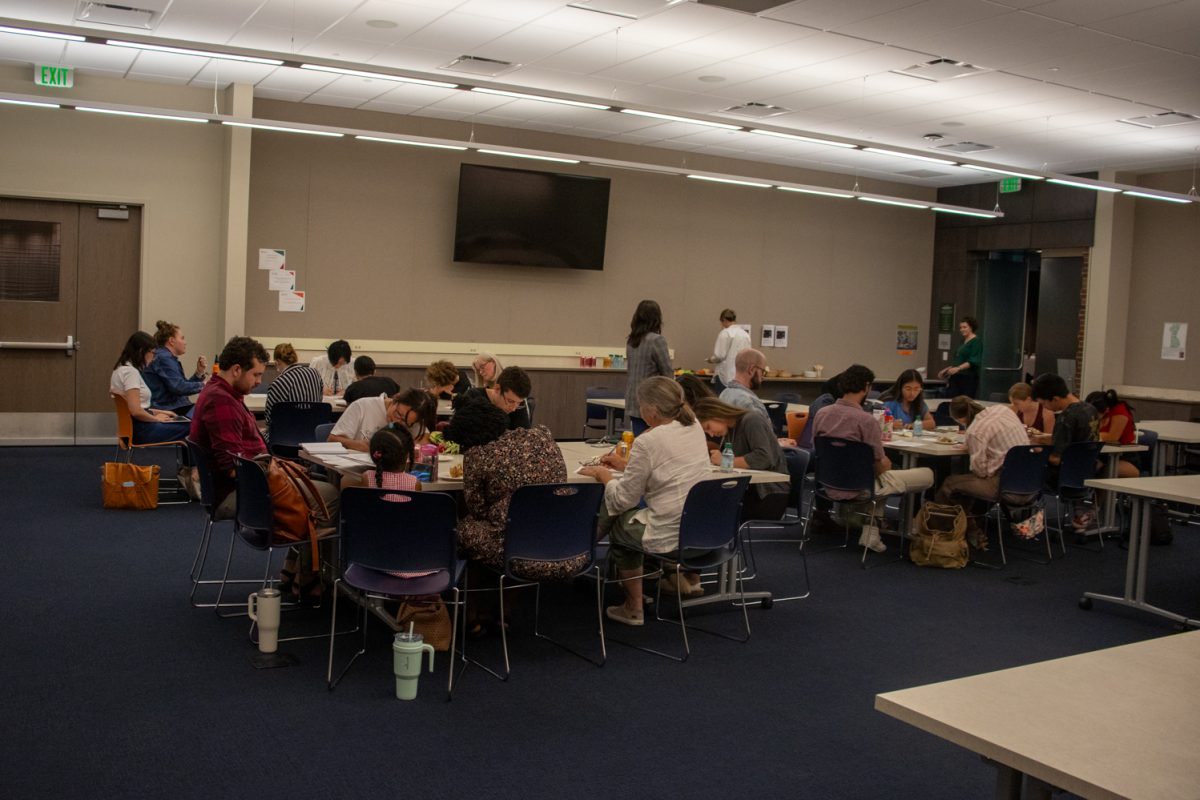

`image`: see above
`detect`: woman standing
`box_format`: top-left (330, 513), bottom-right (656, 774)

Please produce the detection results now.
top-left (110, 331), bottom-right (191, 444)
top-left (881, 369), bottom-right (936, 429)
top-left (624, 299), bottom-right (673, 435)
top-left (693, 397), bottom-right (789, 522)
top-left (939, 316), bottom-right (982, 398)
top-left (143, 320), bottom-right (207, 416)
top-left (265, 343), bottom-right (323, 436)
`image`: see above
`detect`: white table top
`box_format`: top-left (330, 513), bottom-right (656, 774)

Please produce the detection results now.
top-left (591, 397), bottom-right (808, 414)
top-left (1138, 420), bottom-right (1200, 444)
top-left (1085, 474), bottom-right (1200, 505)
top-left (243, 394), bottom-right (344, 412)
top-left (876, 631), bottom-right (1200, 800)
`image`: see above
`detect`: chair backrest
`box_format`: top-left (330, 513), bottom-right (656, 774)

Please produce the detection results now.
top-left (503, 483), bottom-right (605, 575)
top-left (777, 392), bottom-right (804, 405)
top-left (314, 422), bottom-right (335, 442)
top-left (186, 438), bottom-right (217, 509)
top-left (1137, 429), bottom-right (1157, 476)
top-left (1058, 440), bottom-right (1105, 490)
top-left (997, 445), bottom-right (1050, 496)
top-left (782, 446), bottom-right (811, 511)
top-left (677, 475), bottom-right (751, 556)
top-left (584, 386), bottom-right (624, 427)
top-left (269, 401), bottom-right (333, 447)
top-left (234, 456), bottom-right (274, 534)
top-left (339, 488), bottom-right (460, 582)
top-left (813, 437), bottom-right (876, 496)
top-left (932, 404), bottom-right (956, 428)
top-left (524, 397), bottom-right (535, 425)
top-left (111, 394), bottom-right (134, 449)
top-left (763, 401), bottom-right (787, 437)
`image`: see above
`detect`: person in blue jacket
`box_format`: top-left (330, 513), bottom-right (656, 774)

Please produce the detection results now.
top-left (143, 319), bottom-right (208, 416)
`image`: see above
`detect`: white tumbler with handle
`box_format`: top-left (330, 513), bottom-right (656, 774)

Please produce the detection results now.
top-left (393, 631), bottom-right (435, 700)
top-left (248, 588), bottom-right (281, 653)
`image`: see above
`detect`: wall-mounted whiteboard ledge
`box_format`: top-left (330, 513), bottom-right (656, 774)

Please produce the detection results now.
top-left (249, 337), bottom-right (668, 369)
top-left (1110, 385), bottom-right (1200, 405)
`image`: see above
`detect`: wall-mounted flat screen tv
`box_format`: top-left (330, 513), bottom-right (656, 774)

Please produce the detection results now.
top-left (453, 163), bottom-right (610, 270)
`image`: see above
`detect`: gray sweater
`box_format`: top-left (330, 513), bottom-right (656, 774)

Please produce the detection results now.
top-left (624, 331), bottom-right (672, 419)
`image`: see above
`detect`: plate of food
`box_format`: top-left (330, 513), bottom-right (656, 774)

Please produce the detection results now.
top-left (443, 463), bottom-right (464, 481)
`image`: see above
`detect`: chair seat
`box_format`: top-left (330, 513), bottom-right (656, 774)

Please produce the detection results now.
top-left (343, 561), bottom-right (463, 596)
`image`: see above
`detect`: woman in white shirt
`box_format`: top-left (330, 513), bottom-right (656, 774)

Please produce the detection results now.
top-left (110, 331), bottom-right (190, 444)
top-left (580, 376), bottom-right (712, 626)
top-left (327, 387), bottom-right (435, 451)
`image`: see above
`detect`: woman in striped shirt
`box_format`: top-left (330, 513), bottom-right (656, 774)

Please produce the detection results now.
top-left (265, 343), bottom-right (323, 437)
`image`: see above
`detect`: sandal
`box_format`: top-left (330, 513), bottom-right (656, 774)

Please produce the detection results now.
top-left (277, 568), bottom-right (297, 595)
top-left (293, 573), bottom-right (323, 609)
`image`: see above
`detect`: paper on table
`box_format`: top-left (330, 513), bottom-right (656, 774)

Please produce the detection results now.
top-left (323, 456), bottom-right (369, 469)
top-left (303, 442), bottom-right (346, 454)
top-left (258, 248), bottom-right (286, 270)
top-left (575, 466), bottom-right (621, 477)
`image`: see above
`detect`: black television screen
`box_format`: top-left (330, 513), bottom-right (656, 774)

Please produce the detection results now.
top-left (453, 163), bottom-right (610, 270)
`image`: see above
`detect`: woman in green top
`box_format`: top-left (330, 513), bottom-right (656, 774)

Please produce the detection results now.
top-left (939, 316), bottom-right (982, 398)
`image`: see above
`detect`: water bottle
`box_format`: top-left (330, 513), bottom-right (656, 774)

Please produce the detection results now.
top-left (720, 442), bottom-right (735, 471)
top-left (913, 418), bottom-right (924, 437)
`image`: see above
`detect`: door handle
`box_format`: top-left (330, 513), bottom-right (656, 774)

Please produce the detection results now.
top-left (0, 335), bottom-right (80, 356)
top-left (985, 366), bottom-right (1021, 372)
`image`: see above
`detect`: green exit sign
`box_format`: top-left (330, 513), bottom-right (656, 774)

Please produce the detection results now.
top-left (999, 177), bottom-right (1022, 193)
top-left (34, 64), bottom-right (73, 88)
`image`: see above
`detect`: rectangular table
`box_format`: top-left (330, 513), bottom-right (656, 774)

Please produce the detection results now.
top-left (1138, 420), bottom-right (1200, 476)
top-left (876, 631), bottom-right (1200, 800)
top-left (590, 397), bottom-right (809, 438)
top-left (243, 394), bottom-right (345, 413)
top-left (1083, 474), bottom-right (1200, 628)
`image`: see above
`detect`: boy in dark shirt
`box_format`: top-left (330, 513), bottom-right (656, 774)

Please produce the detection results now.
top-left (342, 355), bottom-right (399, 405)
top-left (1031, 374), bottom-right (1100, 530)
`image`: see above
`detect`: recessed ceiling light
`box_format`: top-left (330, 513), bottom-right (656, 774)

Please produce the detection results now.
top-left (698, 75), bottom-right (725, 83)
top-left (942, 121), bottom-right (965, 128)
top-left (365, 20), bottom-right (398, 29)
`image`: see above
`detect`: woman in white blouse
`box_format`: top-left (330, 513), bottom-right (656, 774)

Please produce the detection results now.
top-left (110, 331), bottom-right (191, 444)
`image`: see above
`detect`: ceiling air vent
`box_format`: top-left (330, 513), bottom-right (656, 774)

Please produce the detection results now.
top-left (722, 101), bottom-right (791, 118)
top-left (74, 1), bottom-right (166, 29)
top-left (1118, 111), bottom-right (1199, 129)
top-left (897, 169), bottom-right (952, 179)
top-left (935, 141), bottom-right (995, 154)
top-left (892, 58), bottom-right (988, 82)
top-left (568, 0), bottom-right (683, 20)
top-left (439, 55), bottom-right (520, 77)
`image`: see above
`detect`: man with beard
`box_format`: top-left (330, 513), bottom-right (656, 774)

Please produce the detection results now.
top-left (719, 347), bottom-right (770, 421)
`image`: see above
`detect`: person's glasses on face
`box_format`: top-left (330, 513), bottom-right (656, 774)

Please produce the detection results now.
top-left (500, 391), bottom-right (522, 412)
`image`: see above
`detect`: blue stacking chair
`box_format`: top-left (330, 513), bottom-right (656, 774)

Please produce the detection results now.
top-left (807, 437), bottom-right (878, 561)
top-left (186, 439), bottom-right (257, 610)
top-left (1137, 429), bottom-right (1158, 476)
top-left (763, 401), bottom-right (787, 438)
top-left (268, 401), bottom-right (332, 459)
top-left (327, 488), bottom-right (465, 698)
top-left (741, 447), bottom-right (812, 602)
top-left (1053, 440), bottom-right (1105, 552)
top-left (582, 386), bottom-right (623, 438)
top-left (975, 445), bottom-right (1051, 568)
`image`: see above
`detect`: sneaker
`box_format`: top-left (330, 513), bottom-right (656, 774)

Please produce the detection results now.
top-left (858, 526), bottom-right (887, 553)
top-left (605, 604), bottom-right (644, 627)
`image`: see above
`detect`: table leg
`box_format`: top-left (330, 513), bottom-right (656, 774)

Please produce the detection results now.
top-left (993, 762), bottom-right (1022, 800)
top-left (1095, 453), bottom-right (1121, 536)
top-left (605, 407), bottom-right (617, 438)
top-left (681, 556), bottom-right (771, 609)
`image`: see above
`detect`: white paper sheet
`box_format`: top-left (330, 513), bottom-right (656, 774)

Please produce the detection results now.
top-left (278, 290), bottom-right (305, 312)
top-left (258, 248), bottom-right (286, 270)
top-left (268, 269), bottom-right (296, 291)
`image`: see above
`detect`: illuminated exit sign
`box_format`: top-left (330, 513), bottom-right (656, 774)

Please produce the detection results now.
top-left (34, 64), bottom-right (73, 88)
top-left (999, 177), bottom-right (1022, 193)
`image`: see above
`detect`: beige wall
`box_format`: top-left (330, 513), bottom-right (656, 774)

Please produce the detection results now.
top-left (245, 99), bottom-right (936, 377)
top-left (0, 66), bottom-right (228, 361)
top-left (1120, 168), bottom-right (1200, 390)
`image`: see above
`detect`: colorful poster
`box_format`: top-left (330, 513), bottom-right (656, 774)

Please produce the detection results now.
top-left (896, 325), bottom-right (918, 354)
top-left (268, 269), bottom-right (296, 291)
top-left (1161, 322), bottom-right (1187, 360)
top-left (278, 290), bottom-right (305, 312)
top-left (258, 248), bottom-right (286, 270)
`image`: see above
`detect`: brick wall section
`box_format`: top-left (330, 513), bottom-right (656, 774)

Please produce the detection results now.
top-left (1075, 250), bottom-right (1088, 392)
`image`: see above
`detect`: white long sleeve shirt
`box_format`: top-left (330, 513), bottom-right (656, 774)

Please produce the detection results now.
top-left (711, 325), bottom-right (751, 386)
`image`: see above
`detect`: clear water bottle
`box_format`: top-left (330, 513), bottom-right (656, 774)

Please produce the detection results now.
top-left (720, 442), bottom-right (735, 471)
top-left (913, 418), bottom-right (924, 437)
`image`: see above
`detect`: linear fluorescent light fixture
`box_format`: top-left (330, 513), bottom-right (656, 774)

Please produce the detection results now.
top-left (299, 64), bottom-right (457, 89)
top-left (476, 149), bottom-right (579, 164)
top-left (687, 175), bottom-right (771, 188)
top-left (0, 25), bottom-right (85, 42)
top-left (0, 98), bottom-right (61, 108)
top-left (777, 186), bottom-right (854, 199)
top-left (748, 129), bottom-right (857, 149)
top-left (933, 206), bottom-right (1000, 218)
top-left (858, 196), bottom-right (928, 209)
top-left (1046, 177), bottom-right (1121, 193)
top-left (862, 147), bottom-right (957, 166)
top-left (959, 164), bottom-right (1044, 180)
top-left (77, 106), bottom-right (208, 123)
top-left (222, 121), bottom-right (343, 137)
top-left (355, 135), bottom-right (466, 151)
top-left (619, 109), bottom-right (741, 130)
top-left (106, 40), bottom-right (283, 65)
top-left (1122, 190), bottom-right (1193, 204)
top-left (470, 87), bottom-right (610, 110)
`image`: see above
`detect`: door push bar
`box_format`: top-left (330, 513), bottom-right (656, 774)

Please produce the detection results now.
top-left (0, 335), bottom-right (80, 356)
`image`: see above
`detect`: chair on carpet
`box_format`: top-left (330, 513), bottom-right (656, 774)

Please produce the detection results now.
top-left (741, 447), bottom-right (812, 602)
top-left (326, 488), bottom-right (464, 698)
top-left (268, 401), bottom-right (332, 459)
top-left (763, 401), bottom-right (787, 438)
top-left (186, 438), bottom-right (257, 609)
top-left (1052, 440), bottom-right (1105, 552)
top-left (807, 437), bottom-right (877, 561)
top-left (974, 445), bottom-right (1051, 568)
top-left (111, 394), bottom-right (189, 504)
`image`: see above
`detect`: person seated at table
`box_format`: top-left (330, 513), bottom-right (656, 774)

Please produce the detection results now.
top-left (341, 355), bottom-right (399, 405)
top-left (1086, 389), bottom-right (1140, 479)
top-left (310, 339), bottom-right (354, 396)
top-left (110, 331), bottom-right (192, 444)
top-left (677, 373), bottom-right (715, 409)
top-left (470, 353), bottom-right (502, 389)
top-left (934, 396), bottom-right (1032, 550)
top-left (328, 388), bottom-right (435, 451)
top-left (1008, 382), bottom-right (1055, 437)
top-left (425, 359), bottom-right (469, 400)
top-left (143, 319), bottom-right (207, 416)
top-left (265, 342), bottom-right (323, 436)
top-left (580, 377), bottom-right (712, 624)
top-left (345, 426), bottom-right (422, 493)
top-left (452, 366), bottom-right (532, 430)
top-left (880, 369), bottom-right (935, 430)
top-left (812, 364), bottom-right (934, 552)
top-left (693, 397), bottom-right (789, 522)
top-left (1030, 373), bottom-right (1099, 531)
top-left (798, 371), bottom-right (842, 452)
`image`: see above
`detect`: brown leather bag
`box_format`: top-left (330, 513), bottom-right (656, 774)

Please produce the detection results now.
top-left (262, 457), bottom-right (330, 568)
top-left (395, 599), bottom-right (452, 652)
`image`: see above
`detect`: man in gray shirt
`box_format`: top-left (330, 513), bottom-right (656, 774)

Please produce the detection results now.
top-left (719, 348), bottom-right (769, 420)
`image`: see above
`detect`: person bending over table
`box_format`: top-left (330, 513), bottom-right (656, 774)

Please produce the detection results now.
top-left (938, 316), bottom-right (981, 398)
top-left (580, 377), bottom-right (712, 626)
top-left (143, 319), bottom-right (207, 416)
top-left (1030, 373), bottom-right (1099, 532)
top-left (880, 368), bottom-right (935, 430)
top-left (1008, 382), bottom-right (1055, 438)
top-left (470, 353), bottom-right (502, 389)
top-left (111, 331), bottom-right (192, 444)
top-left (341, 355), bottom-right (398, 406)
top-left (693, 397), bottom-right (789, 522)
top-left (310, 339), bottom-right (353, 396)
top-left (425, 359), bottom-right (469, 400)
top-left (934, 396), bottom-right (1032, 550)
top-left (1086, 389), bottom-right (1140, 479)
top-left (452, 366), bottom-right (532, 430)
top-left (265, 342), bottom-right (323, 437)
top-left (328, 388), bottom-right (435, 451)
top-left (624, 299), bottom-right (673, 436)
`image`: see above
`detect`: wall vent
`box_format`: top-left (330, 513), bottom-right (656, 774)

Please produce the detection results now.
top-left (1118, 111), bottom-right (1199, 128)
top-left (439, 55), bottom-right (520, 77)
top-left (892, 58), bottom-right (988, 82)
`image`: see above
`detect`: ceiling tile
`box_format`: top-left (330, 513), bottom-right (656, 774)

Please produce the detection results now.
top-left (648, 60), bottom-right (777, 95)
top-left (124, 50), bottom-right (208, 81)
top-left (454, 0), bottom-right (566, 23)
top-left (833, 0), bottom-right (1011, 41)
top-left (152, 1), bottom-right (258, 42)
top-left (248, 0), bottom-right (363, 31)
top-left (320, 0), bottom-right (448, 44)
top-left (396, 12), bottom-right (522, 54)
top-left (594, 49), bottom-right (715, 83)
top-left (673, 16), bottom-right (817, 60)
top-left (226, 25), bottom-right (318, 54)
top-left (762, 0), bottom-right (928, 31)
top-left (367, 82), bottom-right (462, 106)
top-left (190, 60), bottom-right (281, 87)
top-left (1090, 0), bottom-right (1200, 56)
top-left (532, 6), bottom-right (628, 34)
top-left (615, 2), bottom-right (742, 49)
top-left (732, 31), bottom-right (878, 71)
top-left (254, 65), bottom-right (339, 93)
top-left (1028, 0), bottom-right (1181, 26)
top-left (0, 31), bottom-right (67, 64)
top-left (254, 86), bottom-right (314, 103)
top-left (473, 23), bottom-right (595, 64)
top-left (522, 34), bottom-right (656, 73)
top-left (62, 40), bottom-right (137, 71)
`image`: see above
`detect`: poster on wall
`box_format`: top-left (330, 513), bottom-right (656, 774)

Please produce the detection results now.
top-left (278, 290), bottom-right (305, 312)
top-left (896, 325), bottom-right (918, 354)
top-left (268, 269), bottom-right (296, 291)
top-left (1161, 322), bottom-right (1187, 360)
top-left (738, 324), bottom-right (751, 338)
top-left (937, 333), bottom-right (952, 351)
top-left (760, 324), bottom-right (775, 348)
top-left (258, 248), bottom-right (286, 270)
top-left (774, 325), bottom-right (789, 348)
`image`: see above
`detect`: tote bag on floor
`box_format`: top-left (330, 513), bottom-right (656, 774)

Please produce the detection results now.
top-left (102, 462), bottom-right (160, 510)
